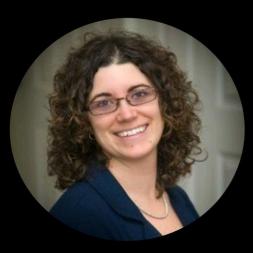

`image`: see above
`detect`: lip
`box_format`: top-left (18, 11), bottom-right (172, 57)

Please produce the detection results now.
top-left (114, 124), bottom-right (149, 138)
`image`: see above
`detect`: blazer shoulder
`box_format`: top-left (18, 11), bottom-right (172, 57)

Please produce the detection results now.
top-left (50, 180), bottom-right (101, 219)
top-left (168, 185), bottom-right (190, 199)
top-left (49, 180), bottom-right (125, 239)
top-left (167, 185), bottom-right (199, 224)
top-left (167, 185), bottom-right (195, 206)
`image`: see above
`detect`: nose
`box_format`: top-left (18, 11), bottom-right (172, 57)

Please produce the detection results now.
top-left (116, 99), bottom-right (137, 122)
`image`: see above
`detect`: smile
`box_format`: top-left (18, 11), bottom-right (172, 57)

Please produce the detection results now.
top-left (115, 124), bottom-right (148, 137)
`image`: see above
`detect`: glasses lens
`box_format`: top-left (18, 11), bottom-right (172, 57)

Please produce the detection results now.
top-left (128, 87), bottom-right (156, 105)
top-left (89, 98), bottom-right (116, 115)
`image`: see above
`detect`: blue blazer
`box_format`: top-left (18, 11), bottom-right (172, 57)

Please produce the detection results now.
top-left (50, 163), bottom-right (199, 240)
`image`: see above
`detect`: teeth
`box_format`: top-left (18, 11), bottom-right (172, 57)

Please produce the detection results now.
top-left (117, 125), bottom-right (147, 137)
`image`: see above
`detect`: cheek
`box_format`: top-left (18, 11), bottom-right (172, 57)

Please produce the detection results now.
top-left (159, 114), bottom-right (165, 129)
top-left (153, 106), bottom-right (164, 128)
top-left (88, 118), bottom-right (101, 138)
top-left (89, 118), bottom-right (111, 143)
top-left (92, 124), bottom-right (105, 138)
top-left (154, 112), bottom-right (165, 139)
top-left (92, 127), bottom-right (108, 150)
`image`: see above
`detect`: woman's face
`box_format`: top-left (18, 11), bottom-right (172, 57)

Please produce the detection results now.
top-left (88, 63), bottom-right (164, 162)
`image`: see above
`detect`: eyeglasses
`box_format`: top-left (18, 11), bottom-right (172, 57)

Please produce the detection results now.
top-left (87, 86), bottom-right (158, 116)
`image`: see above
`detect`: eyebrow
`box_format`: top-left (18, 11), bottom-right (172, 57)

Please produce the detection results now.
top-left (89, 84), bottom-right (151, 102)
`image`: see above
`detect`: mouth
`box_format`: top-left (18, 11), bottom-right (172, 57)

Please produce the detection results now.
top-left (114, 124), bottom-right (148, 138)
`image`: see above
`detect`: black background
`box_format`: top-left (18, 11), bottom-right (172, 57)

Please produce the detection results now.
top-left (3, 6), bottom-right (251, 250)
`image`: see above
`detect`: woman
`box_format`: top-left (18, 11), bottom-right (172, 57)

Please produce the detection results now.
top-left (48, 30), bottom-right (203, 240)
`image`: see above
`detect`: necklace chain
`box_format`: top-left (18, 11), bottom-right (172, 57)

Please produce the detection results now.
top-left (138, 194), bottom-right (169, 219)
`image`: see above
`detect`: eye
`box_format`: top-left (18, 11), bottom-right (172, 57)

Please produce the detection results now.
top-left (131, 89), bottom-right (150, 99)
top-left (92, 99), bottom-right (113, 108)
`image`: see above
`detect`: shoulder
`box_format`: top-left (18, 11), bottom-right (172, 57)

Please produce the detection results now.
top-left (167, 185), bottom-right (199, 225)
top-left (49, 179), bottom-right (122, 239)
top-left (167, 185), bottom-right (195, 208)
top-left (50, 163), bottom-right (107, 218)
top-left (50, 180), bottom-right (99, 218)
top-left (50, 181), bottom-right (102, 226)
top-left (167, 185), bottom-right (191, 201)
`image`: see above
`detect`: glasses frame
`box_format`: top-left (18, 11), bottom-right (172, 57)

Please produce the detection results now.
top-left (87, 86), bottom-right (158, 116)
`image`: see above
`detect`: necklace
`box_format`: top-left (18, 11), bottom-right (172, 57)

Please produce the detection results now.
top-left (138, 194), bottom-right (169, 219)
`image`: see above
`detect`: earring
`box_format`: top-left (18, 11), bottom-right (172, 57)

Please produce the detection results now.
top-left (89, 132), bottom-right (95, 141)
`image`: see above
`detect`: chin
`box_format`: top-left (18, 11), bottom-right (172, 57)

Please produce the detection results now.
top-left (119, 147), bottom-right (156, 160)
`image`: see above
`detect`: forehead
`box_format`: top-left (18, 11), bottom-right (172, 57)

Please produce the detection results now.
top-left (90, 63), bottom-right (152, 97)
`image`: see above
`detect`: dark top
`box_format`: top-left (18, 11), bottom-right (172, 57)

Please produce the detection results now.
top-left (50, 163), bottom-right (199, 240)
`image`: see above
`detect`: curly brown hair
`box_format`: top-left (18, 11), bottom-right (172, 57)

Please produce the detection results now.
top-left (47, 30), bottom-right (204, 196)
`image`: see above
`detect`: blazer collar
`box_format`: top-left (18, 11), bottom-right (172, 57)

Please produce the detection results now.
top-left (86, 162), bottom-right (145, 222)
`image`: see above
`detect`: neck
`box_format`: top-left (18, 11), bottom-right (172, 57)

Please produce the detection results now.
top-left (108, 153), bottom-right (158, 199)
